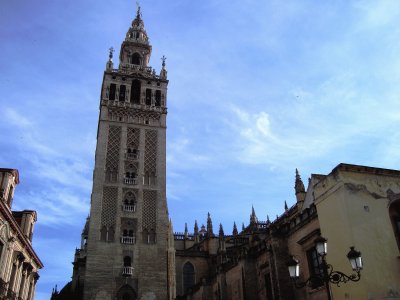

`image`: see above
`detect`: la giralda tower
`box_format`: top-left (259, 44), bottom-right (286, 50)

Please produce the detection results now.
top-left (76, 6), bottom-right (174, 300)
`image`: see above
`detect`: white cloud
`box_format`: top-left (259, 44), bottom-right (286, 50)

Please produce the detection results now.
top-left (3, 107), bottom-right (33, 128)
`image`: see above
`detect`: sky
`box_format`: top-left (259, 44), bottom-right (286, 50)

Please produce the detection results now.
top-left (1, 0), bottom-right (400, 299)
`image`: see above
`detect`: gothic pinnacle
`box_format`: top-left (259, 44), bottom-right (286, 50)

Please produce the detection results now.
top-left (250, 205), bottom-right (258, 224)
top-left (232, 222), bottom-right (238, 236)
top-left (295, 168), bottom-right (306, 194)
top-left (207, 212), bottom-right (214, 237)
top-left (284, 200), bottom-right (288, 211)
top-left (219, 223), bottom-right (224, 237)
top-left (194, 220), bottom-right (199, 235)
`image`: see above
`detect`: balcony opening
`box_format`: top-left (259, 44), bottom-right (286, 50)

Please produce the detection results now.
top-left (131, 80), bottom-right (141, 104)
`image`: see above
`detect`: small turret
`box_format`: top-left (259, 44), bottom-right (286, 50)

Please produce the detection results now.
top-left (184, 223), bottom-right (188, 239)
top-left (106, 47), bottom-right (114, 70)
top-left (219, 223), bottom-right (224, 237)
top-left (295, 169), bottom-right (306, 208)
top-left (193, 220), bottom-right (199, 242)
top-left (232, 222), bottom-right (238, 236)
top-left (250, 206), bottom-right (258, 225)
top-left (218, 223), bottom-right (226, 253)
top-left (160, 55), bottom-right (168, 80)
top-left (206, 212), bottom-right (214, 237)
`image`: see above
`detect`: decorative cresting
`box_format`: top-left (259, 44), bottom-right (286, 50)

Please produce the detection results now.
top-left (142, 190), bottom-right (156, 231)
top-left (105, 126), bottom-right (122, 182)
top-left (101, 186), bottom-right (118, 228)
top-left (144, 129), bottom-right (157, 176)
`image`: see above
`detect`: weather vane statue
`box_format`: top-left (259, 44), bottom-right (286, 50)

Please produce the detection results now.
top-left (108, 47), bottom-right (114, 60)
top-left (136, 1), bottom-right (142, 18)
top-left (161, 55), bottom-right (167, 67)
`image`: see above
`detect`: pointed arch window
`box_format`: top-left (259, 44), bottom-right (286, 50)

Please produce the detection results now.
top-left (123, 192), bottom-right (136, 212)
top-left (155, 90), bottom-right (161, 107)
top-left (131, 80), bottom-right (141, 104)
top-left (145, 89), bottom-right (152, 106)
top-left (119, 85), bottom-right (126, 101)
top-left (109, 84), bottom-right (116, 101)
top-left (131, 53), bottom-right (141, 65)
top-left (183, 262), bottom-right (195, 293)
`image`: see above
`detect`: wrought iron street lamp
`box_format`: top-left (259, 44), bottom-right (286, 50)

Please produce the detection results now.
top-left (287, 237), bottom-right (363, 299)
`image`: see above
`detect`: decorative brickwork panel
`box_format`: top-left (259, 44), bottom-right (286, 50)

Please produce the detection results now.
top-left (127, 127), bottom-right (140, 149)
top-left (144, 130), bottom-right (157, 174)
top-left (105, 126), bottom-right (121, 182)
top-left (142, 190), bottom-right (156, 230)
top-left (101, 186), bottom-right (118, 227)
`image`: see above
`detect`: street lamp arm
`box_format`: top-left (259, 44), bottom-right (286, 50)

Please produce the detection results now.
top-left (325, 263), bottom-right (361, 287)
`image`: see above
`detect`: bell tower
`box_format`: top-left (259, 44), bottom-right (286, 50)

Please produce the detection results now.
top-left (83, 5), bottom-right (170, 300)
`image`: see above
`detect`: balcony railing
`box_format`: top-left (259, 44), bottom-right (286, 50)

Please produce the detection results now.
top-left (124, 178), bottom-right (137, 185)
top-left (123, 205), bottom-right (136, 212)
top-left (122, 266), bottom-right (134, 276)
top-left (121, 236), bottom-right (136, 244)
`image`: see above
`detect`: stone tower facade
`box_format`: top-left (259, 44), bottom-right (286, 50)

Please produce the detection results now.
top-left (82, 7), bottom-right (170, 300)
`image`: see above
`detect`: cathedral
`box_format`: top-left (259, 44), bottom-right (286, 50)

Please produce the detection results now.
top-left (51, 6), bottom-right (400, 300)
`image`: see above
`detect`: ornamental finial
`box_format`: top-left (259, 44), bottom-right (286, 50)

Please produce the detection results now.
top-left (161, 55), bottom-right (167, 68)
top-left (108, 47), bottom-right (114, 60)
top-left (136, 1), bottom-right (142, 19)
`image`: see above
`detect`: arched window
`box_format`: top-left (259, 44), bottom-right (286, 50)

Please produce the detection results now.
top-left (131, 80), bottom-right (141, 104)
top-left (124, 256), bottom-right (131, 267)
top-left (145, 89), bottom-right (152, 106)
top-left (155, 90), bottom-right (161, 107)
top-left (389, 198), bottom-right (400, 249)
top-left (109, 84), bottom-right (116, 101)
top-left (119, 85), bottom-right (126, 101)
top-left (100, 226), bottom-right (107, 241)
top-left (116, 284), bottom-right (137, 300)
top-left (131, 53), bottom-right (141, 65)
top-left (183, 262), bottom-right (195, 293)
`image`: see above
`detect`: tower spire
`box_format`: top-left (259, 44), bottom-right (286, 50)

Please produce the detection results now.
top-left (250, 205), bottom-right (258, 225)
top-left (232, 222), bottom-right (238, 236)
top-left (206, 212), bottom-right (214, 237)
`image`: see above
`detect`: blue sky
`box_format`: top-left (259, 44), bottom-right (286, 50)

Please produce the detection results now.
top-left (1, 0), bottom-right (400, 299)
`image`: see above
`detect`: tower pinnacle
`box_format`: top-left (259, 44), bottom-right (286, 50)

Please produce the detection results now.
top-left (295, 169), bottom-right (306, 207)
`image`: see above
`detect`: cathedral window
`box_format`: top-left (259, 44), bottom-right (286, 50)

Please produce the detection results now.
top-left (155, 90), bottom-right (161, 106)
top-left (143, 172), bottom-right (150, 185)
top-left (108, 226), bottom-right (115, 242)
top-left (131, 80), bottom-right (141, 104)
top-left (100, 226), bottom-right (107, 241)
top-left (123, 192), bottom-right (136, 212)
top-left (122, 257), bottom-right (133, 276)
top-left (145, 89), bottom-right (152, 105)
top-left (131, 53), bottom-right (141, 65)
top-left (109, 84), bottom-right (116, 101)
top-left (124, 172), bottom-right (137, 185)
top-left (126, 148), bottom-right (139, 159)
top-left (119, 85), bottom-right (126, 101)
top-left (306, 247), bottom-right (324, 289)
top-left (183, 262), bottom-right (195, 293)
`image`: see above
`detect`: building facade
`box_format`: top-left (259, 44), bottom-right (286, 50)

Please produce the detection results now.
top-left (52, 6), bottom-right (171, 300)
top-left (0, 168), bottom-right (43, 300)
top-left (173, 165), bottom-right (400, 300)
